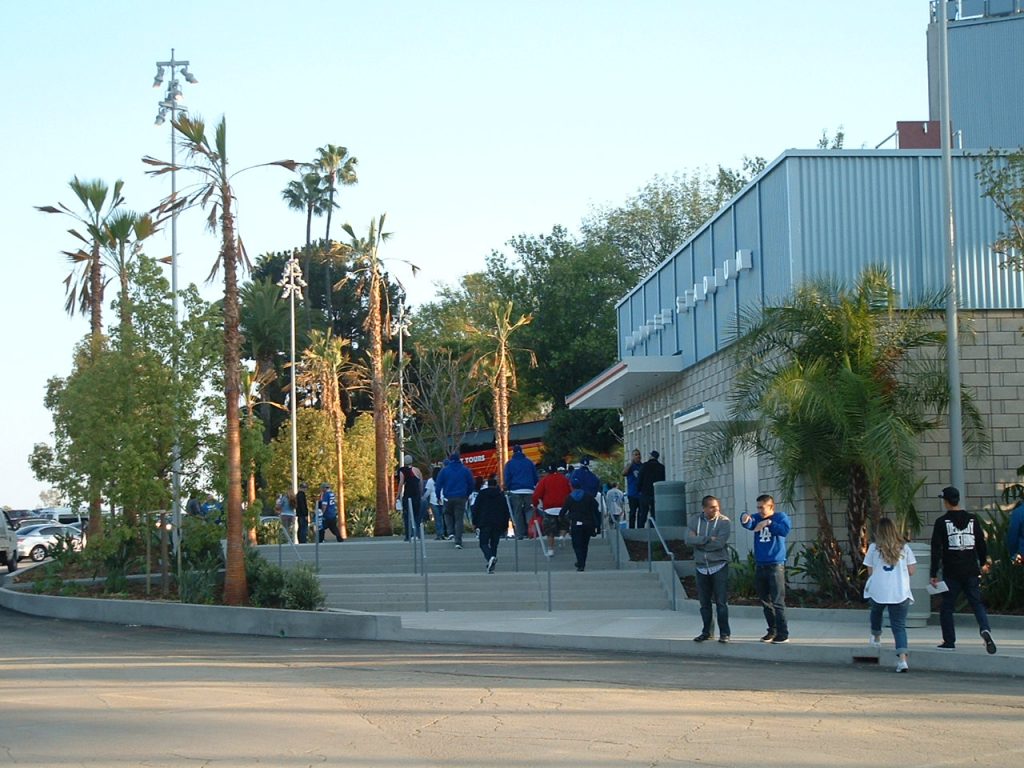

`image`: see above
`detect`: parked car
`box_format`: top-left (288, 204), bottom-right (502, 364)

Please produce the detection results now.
top-left (10, 517), bottom-right (55, 531)
top-left (16, 524), bottom-right (85, 562)
top-left (0, 513), bottom-right (17, 573)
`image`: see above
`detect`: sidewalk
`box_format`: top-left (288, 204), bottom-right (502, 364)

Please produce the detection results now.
top-left (391, 603), bottom-right (1024, 677)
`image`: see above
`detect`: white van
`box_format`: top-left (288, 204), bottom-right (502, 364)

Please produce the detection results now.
top-left (0, 513), bottom-right (18, 573)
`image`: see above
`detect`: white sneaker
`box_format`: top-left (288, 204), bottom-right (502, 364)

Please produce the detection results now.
top-left (869, 635), bottom-right (881, 648)
top-left (895, 659), bottom-right (909, 673)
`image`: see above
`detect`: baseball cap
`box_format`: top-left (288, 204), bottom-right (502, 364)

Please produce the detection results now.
top-left (938, 486), bottom-right (960, 505)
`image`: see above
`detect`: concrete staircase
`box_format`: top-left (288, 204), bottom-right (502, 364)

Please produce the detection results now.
top-left (254, 535), bottom-right (673, 612)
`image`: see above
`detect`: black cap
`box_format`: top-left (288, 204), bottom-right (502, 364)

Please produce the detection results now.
top-left (938, 486), bottom-right (960, 505)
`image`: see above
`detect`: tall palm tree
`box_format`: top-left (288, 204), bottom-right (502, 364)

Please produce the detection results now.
top-left (466, 301), bottom-right (536, 486)
top-left (316, 144), bottom-right (358, 322)
top-left (698, 265), bottom-right (987, 595)
top-left (341, 215), bottom-right (395, 534)
top-left (281, 170), bottom-right (329, 331)
top-left (37, 177), bottom-right (126, 354)
top-left (144, 114), bottom-right (296, 605)
top-left (103, 210), bottom-right (158, 333)
top-left (299, 329), bottom-right (363, 539)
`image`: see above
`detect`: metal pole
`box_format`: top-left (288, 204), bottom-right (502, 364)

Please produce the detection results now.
top-left (289, 286), bottom-right (298, 499)
top-left (420, 521), bottom-right (429, 612)
top-left (938, 4), bottom-right (965, 491)
top-left (397, 302), bottom-right (405, 465)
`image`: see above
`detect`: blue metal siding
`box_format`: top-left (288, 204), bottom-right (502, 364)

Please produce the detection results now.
top-left (618, 149), bottom-right (1024, 373)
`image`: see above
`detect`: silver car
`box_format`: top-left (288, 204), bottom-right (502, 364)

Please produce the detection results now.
top-left (16, 524), bottom-right (85, 562)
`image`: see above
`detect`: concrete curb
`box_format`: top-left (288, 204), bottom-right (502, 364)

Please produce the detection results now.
top-left (0, 584), bottom-right (401, 641)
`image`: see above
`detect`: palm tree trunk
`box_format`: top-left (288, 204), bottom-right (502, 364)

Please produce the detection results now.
top-left (221, 178), bottom-right (248, 606)
top-left (333, 407), bottom-right (347, 539)
top-left (302, 204), bottom-right (313, 333)
top-left (369, 267), bottom-right (392, 536)
top-left (324, 184), bottom-right (335, 327)
top-left (812, 489), bottom-right (851, 598)
top-left (847, 463), bottom-right (872, 577)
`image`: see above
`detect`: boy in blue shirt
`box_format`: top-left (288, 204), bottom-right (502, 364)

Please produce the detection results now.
top-left (741, 493), bottom-right (792, 643)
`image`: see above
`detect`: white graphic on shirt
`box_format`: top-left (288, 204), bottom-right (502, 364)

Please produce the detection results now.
top-left (758, 527), bottom-right (772, 544)
top-left (944, 519), bottom-right (975, 551)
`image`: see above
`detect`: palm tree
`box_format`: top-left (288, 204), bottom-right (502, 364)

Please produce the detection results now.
top-left (341, 215), bottom-right (395, 534)
top-left (281, 170), bottom-right (329, 331)
top-left (144, 114), bottom-right (296, 605)
top-left (316, 144), bottom-right (358, 322)
top-left (466, 301), bottom-right (536, 486)
top-left (37, 177), bottom-right (126, 354)
top-left (298, 329), bottom-right (362, 539)
top-left (103, 210), bottom-right (158, 332)
top-left (698, 265), bottom-right (987, 595)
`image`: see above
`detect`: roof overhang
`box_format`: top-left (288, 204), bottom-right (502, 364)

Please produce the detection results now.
top-left (566, 356), bottom-right (684, 410)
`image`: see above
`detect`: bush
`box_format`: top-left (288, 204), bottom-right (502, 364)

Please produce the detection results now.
top-left (282, 564), bottom-right (326, 610)
top-left (181, 516), bottom-right (227, 569)
top-left (727, 548), bottom-right (757, 599)
top-left (178, 554), bottom-right (222, 605)
top-left (790, 542), bottom-right (858, 601)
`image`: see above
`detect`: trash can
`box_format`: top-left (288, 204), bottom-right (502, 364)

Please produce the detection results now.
top-left (653, 481), bottom-right (687, 527)
top-left (906, 542), bottom-right (932, 629)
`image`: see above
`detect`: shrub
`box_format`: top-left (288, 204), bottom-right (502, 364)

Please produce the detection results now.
top-left (178, 554), bottom-right (222, 605)
top-left (727, 548), bottom-right (757, 599)
top-left (181, 516), bottom-right (227, 569)
top-left (282, 564), bottom-right (326, 611)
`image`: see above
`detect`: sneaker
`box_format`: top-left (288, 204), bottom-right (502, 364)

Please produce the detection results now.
top-left (936, 642), bottom-right (956, 650)
top-left (454, 543), bottom-right (462, 550)
top-left (771, 635), bottom-right (790, 644)
top-left (895, 659), bottom-right (909, 673)
top-left (692, 633), bottom-right (711, 643)
top-left (446, 535), bottom-right (455, 541)
top-left (869, 635), bottom-right (881, 648)
top-left (982, 630), bottom-right (997, 655)
top-left (487, 556), bottom-right (496, 574)
top-left (718, 636), bottom-right (730, 644)
top-left (760, 631), bottom-right (776, 643)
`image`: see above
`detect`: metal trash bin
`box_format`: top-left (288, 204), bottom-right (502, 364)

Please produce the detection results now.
top-left (653, 481), bottom-right (687, 527)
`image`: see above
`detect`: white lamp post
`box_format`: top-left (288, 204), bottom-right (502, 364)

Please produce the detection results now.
top-left (277, 257), bottom-right (306, 499)
top-left (153, 49), bottom-right (197, 573)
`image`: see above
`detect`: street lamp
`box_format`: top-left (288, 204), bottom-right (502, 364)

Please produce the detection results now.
top-left (277, 257), bottom-right (306, 498)
top-left (152, 49), bottom-right (197, 576)
top-left (395, 296), bottom-right (410, 465)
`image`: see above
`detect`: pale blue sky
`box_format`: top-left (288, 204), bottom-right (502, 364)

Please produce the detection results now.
top-left (1, 1), bottom-right (930, 507)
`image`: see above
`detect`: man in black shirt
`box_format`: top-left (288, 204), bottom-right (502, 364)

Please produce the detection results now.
top-left (637, 450), bottom-right (665, 529)
top-left (929, 486), bottom-right (997, 653)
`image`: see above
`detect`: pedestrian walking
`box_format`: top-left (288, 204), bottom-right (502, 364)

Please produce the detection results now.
top-left (436, 452), bottom-right (474, 549)
top-left (740, 493), bottom-right (791, 644)
top-left (685, 495), bottom-right (732, 643)
top-left (472, 474), bottom-right (511, 573)
top-left (396, 454), bottom-right (424, 540)
top-left (318, 482), bottom-right (343, 542)
top-left (504, 444), bottom-right (538, 539)
top-left (564, 476), bottom-right (600, 572)
top-left (636, 450), bottom-right (665, 528)
top-left (930, 485), bottom-right (997, 653)
top-left (295, 482), bottom-right (310, 544)
top-left (275, 490), bottom-right (296, 544)
top-left (623, 449), bottom-right (643, 528)
top-left (864, 517), bottom-right (916, 672)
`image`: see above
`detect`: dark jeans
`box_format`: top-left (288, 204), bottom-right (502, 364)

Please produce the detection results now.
top-left (627, 496), bottom-right (641, 528)
top-left (297, 516), bottom-right (308, 544)
top-left (695, 564), bottom-right (731, 637)
top-left (478, 526), bottom-right (502, 563)
top-left (402, 495), bottom-right (423, 540)
top-left (939, 571), bottom-right (991, 645)
top-left (869, 598), bottom-right (910, 655)
top-left (637, 494), bottom-right (655, 529)
top-left (754, 563), bottom-right (788, 637)
top-left (431, 502), bottom-right (446, 539)
top-left (443, 498), bottom-right (467, 545)
top-left (570, 523), bottom-right (593, 570)
top-left (319, 516), bottom-right (343, 542)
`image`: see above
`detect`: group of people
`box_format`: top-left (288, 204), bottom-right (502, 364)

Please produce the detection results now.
top-left (685, 483), bottom-right (1003, 673)
top-left (273, 481), bottom-right (343, 544)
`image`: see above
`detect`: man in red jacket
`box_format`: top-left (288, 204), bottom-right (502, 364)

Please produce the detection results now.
top-left (533, 464), bottom-right (571, 554)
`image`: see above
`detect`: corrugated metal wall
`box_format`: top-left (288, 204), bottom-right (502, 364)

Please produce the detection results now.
top-left (619, 150), bottom-right (1024, 372)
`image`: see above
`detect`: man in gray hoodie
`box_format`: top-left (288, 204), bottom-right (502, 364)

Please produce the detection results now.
top-left (685, 495), bottom-right (732, 643)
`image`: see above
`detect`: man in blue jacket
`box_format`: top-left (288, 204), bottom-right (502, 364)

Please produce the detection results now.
top-left (1008, 497), bottom-right (1024, 566)
top-left (436, 452), bottom-right (475, 549)
top-left (740, 493), bottom-right (792, 643)
top-left (503, 444), bottom-right (538, 539)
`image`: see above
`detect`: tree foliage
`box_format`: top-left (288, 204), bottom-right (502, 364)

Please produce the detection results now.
top-left (978, 148), bottom-right (1024, 273)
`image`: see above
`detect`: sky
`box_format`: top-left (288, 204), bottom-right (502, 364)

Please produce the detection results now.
top-left (0, 1), bottom-right (932, 508)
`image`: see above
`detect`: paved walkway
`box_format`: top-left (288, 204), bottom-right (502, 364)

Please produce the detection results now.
top-left (391, 602), bottom-right (1024, 677)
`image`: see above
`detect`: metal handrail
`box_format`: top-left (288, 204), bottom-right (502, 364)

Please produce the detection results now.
top-left (645, 516), bottom-right (677, 610)
top-left (533, 517), bottom-right (553, 612)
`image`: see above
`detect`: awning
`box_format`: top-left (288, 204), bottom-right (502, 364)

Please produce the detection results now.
top-left (566, 356), bottom-right (684, 410)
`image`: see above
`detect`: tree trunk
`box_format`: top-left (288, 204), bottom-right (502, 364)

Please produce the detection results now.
top-left (812, 489), bottom-right (852, 599)
top-left (369, 266), bottom-right (392, 536)
top-left (846, 463), bottom-right (872, 578)
top-left (221, 178), bottom-right (248, 606)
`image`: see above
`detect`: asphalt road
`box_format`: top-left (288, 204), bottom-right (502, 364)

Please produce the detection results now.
top-left (1, 608), bottom-right (1022, 767)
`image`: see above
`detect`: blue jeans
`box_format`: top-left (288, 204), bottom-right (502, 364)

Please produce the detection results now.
top-left (695, 564), bottom-right (731, 637)
top-left (939, 571), bottom-right (991, 645)
top-left (869, 598), bottom-right (910, 655)
top-left (754, 563), bottom-right (788, 636)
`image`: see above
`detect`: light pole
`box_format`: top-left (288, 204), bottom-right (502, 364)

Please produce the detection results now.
top-left (277, 257), bottom-right (306, 500)
top-left (153, 49), bottom-right (197, 577)
top-left (396, 297), bottom-right (410, 465)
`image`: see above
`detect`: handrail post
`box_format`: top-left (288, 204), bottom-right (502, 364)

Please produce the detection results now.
top-left (646, 518), bottom-right (652, 572)
top-left (420, 522), bottom-right (429, 612)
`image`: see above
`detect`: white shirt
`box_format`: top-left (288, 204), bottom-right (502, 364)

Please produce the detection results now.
top-left (863, 543), bottom-right (916, 604)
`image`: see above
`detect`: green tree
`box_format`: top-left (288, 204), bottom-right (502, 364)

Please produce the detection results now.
top-left (104, 210), bottom-right (158, 332)
top-left (145, 114), bottom-right (296, 605)
top-left (978, 148), bottom-right (1024, 273)
top-left (697, 265), bottom-right (987, 596)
